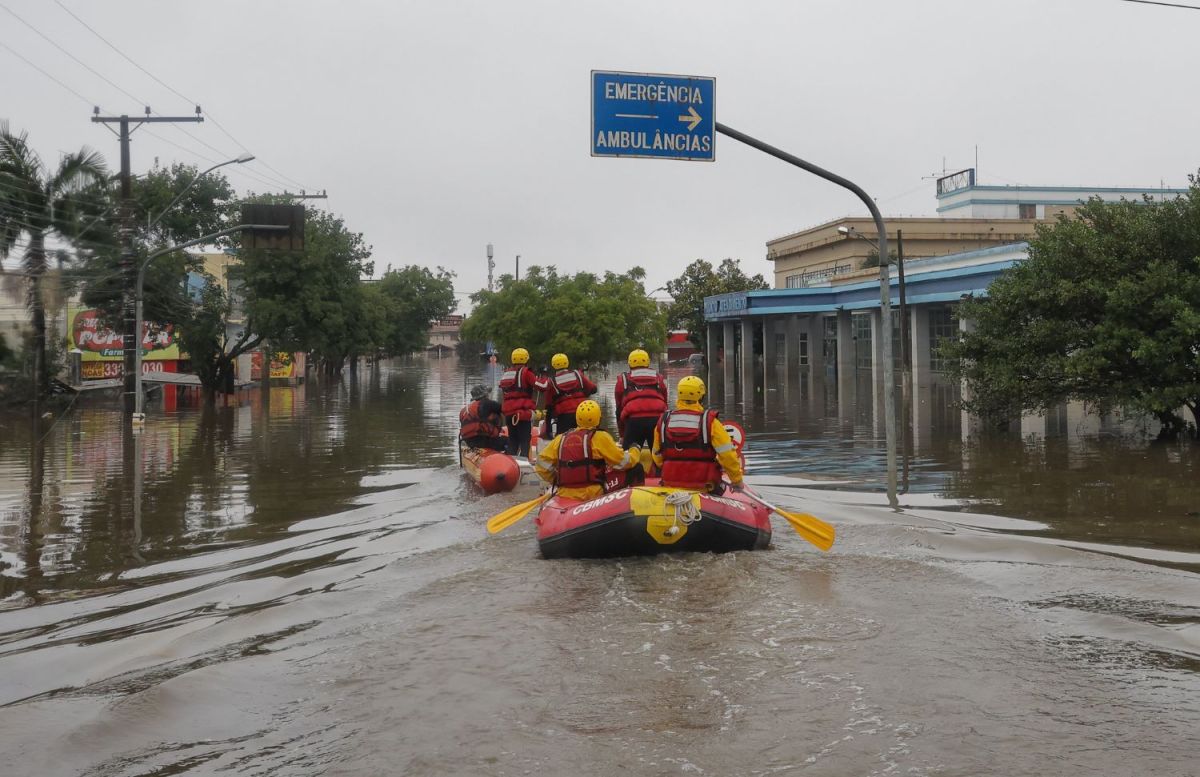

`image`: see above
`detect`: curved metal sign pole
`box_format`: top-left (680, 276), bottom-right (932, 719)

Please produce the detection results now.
top-left (715, 122), bottom-right (898, 508)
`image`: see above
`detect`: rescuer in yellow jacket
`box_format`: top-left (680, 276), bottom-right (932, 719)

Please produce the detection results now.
top-left (652, 375), bottom-right (744, 491)
top-left (536, 400), bottom-right (640, 500)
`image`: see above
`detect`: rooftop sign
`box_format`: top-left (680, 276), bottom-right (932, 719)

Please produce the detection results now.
top-left (591, 70), bottom-right (715, 162)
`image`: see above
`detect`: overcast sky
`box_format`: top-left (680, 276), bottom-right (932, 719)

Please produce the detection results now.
top-left (3, 0), bottom-right (1198, 309)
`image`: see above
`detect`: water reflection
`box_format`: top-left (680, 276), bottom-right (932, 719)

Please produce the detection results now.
top-left (2, 355), bottom-right (1199, 604)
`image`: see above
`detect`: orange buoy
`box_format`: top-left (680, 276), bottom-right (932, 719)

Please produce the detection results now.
top-left (479, 453), bottom-right (521, 494)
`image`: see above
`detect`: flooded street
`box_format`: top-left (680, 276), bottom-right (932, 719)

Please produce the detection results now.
top-left (1, 356), bottom-right (1198, 776)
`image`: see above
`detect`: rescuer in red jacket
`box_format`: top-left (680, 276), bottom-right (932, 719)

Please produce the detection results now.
top-left (459, 384), bottom-right (506, 451)
top-left (543, 352), bottom-right (597, 436)
top-left (652, 375), bottom-right (744, 492)
top-left (614, 348), bottom-right (668, 449)
top-left (498, 347), bottom-right (542, 456)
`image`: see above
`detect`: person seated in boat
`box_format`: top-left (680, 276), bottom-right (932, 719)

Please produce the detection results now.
top-left (499, 347), bottom-right (543, 457)
top-left (652, 375), bottom-right (744, 493)
top-left (460, 385), bottom-right (506, 452)
top-left (614, 348), bottom-right (668, 450)
top-left (542, 352), bottom-right (597, 437)
top-left (535, 400), bottom-right (640, 500)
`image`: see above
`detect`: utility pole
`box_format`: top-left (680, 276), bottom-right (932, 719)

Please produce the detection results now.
top-left (897, 229), bottom-right (910, 378)
top-left (515, 254), bottom-right (520, 282)
top-left (92, 106), bottom-right (203, 416)
top-left (486, 243), bottom-right (494, 291)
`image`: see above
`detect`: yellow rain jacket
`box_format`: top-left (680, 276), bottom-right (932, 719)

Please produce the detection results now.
top-left (536, 428), bottom-right (641, 500)
top-left (651, 400), bottom-right (744, 487)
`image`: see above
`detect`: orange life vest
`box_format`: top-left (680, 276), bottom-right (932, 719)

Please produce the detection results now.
top-left (556, 428), bottom-right (606, 488)
top-left (460, 400), bottom-right (502, 440)
top-left (657, 408), bottom-right (722, 489)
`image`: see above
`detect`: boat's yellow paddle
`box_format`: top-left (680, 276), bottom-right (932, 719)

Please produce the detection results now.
top-left (741, 486), bottom-right (835, 552)
top-left (486, 492), bottom-right (552, 534)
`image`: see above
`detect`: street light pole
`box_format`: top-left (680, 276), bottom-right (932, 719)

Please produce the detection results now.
top-left (131, 154), bottom-right (255, 423)
top-left (133, 223), bottom-right (289, 421)
top-left (147, 153), bottom-right (254, 231)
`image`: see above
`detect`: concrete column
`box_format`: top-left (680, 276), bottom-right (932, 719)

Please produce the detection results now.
top-left (705, 322), bottom-right (721, 400)
top-left (762, 316), bottom-right (777, 396)
top-left (805, 315), bottom-right (823, 410)
top-left (781, 314), bottom-right (799, 384)
top-left (722, 321), bottom-right (736, 399)
top-left (739, 318), bottom-right (755, 404)
top-left (836, 310), bottom-right (854, 417)
top-left (910, 306), bottom-right (931, 391)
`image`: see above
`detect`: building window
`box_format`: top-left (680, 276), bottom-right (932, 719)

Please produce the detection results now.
top-left (1019, 203), bottom-right (1037, 219)
top-left (929, 307), bottom-right (957, 372)
top-left (823, 316), bottom-right (837, 368)
top-left (798, 332), bottom-right (809, 366)
top-left (854, 313), bottom-right (872, 370)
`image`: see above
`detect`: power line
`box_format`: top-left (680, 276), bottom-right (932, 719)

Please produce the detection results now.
top-left (1118, 0), bottom-right (1200, 9)
top-left (0, 38), bottom-right (94, 107)
top-left (52, 0), bottom-right (196, 105)
top-left (50, 0), bottom-right (314, 192)
top-left (0, 1), bottom-right (148, 106)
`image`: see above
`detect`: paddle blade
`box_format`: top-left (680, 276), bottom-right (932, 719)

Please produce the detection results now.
top-left (777, 509), bottom-right (836, 552)
top-left (486, 493), bottom-right (550, 534)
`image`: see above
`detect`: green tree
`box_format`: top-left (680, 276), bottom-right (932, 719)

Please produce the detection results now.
top-left (945, 178), bottom-right (1200, 436)
top-left (665, 257), bottom-right (768, 350)
top-left (80, 162), bottom-right (239, 328)
top-left (239, 208), bottom-right (373, 374)
top-left (461, 265), bottom-right (665, 366)
top-left (0, 122), bottom-right (108, 398)
top-left (370, 265), bottom-right (456, 356)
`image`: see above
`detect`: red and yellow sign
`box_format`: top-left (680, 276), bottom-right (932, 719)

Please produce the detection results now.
top-left (251, 351), bottom-right (305, 380)
top-left (68, 308), bottom-right (180, 361)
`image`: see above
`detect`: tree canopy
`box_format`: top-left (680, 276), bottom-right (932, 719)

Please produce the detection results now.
top-left (945, 177), bottom-right (1200, 435)
top-left (461, 266), bottom-right (665, 367)
top-left (364, 265), bottom-right (457, 356)
top-left (665, 258), bottom-right (768, 349)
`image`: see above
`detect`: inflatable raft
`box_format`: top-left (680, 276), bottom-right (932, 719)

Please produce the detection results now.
top-left (535, 481), bottom-right (771, 559)
top-left (460, 443), bottom-right (522, 494)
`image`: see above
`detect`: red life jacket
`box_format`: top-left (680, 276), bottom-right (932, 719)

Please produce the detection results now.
top-left (556, 428), bottom-right (606, 487)
top-left (549, 369), bottom-right (588, 415)
top-left (658, 408), bottom-right (722, 489)
top-left (499, 366), bottom-right (536, 419)
top-left (617, 368), bottom-right (667, 422)
top-left (460, 400), bottom-right (502, 440)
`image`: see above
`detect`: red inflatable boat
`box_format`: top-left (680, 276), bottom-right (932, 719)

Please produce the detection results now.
top-left (534, 480), bottom-right (771, 559)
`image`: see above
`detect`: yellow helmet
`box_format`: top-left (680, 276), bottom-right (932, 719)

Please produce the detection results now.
top-left (511, 347), bottom-right (529, 365)
top-left (677, 375), bottom-right (706, 403)
top-left (628, 349), bottom-right (650, 369)
top-left (551, 353), bottom-right (569, 370)
top-left (575, 400), bottom-right (601, 429)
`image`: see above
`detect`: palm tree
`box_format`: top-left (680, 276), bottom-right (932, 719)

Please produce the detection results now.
top-left (0, 122), bottom-right (108, 399)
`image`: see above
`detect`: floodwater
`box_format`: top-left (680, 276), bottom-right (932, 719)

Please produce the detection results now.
top-left (0, 356), bottom-right (1197, 776)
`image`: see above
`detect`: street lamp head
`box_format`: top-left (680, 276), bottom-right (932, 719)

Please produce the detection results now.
top-left (837, 226), bottom-right (851, 235)
top-left (234, 152), bottom-right (255, 164)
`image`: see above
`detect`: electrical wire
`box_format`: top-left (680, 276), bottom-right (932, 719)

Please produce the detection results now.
top-left (0, 2), bottom-right (148, 106)
top-left (51, 0), bottom-right (315, 192)
top-left (0, 38), bottom-right (94, 107)
top-left (1118, 0), bottom-right (1200, 9)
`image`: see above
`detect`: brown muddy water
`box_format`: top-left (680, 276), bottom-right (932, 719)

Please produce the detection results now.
top-left (1, 356), bottom-right (1198, 776)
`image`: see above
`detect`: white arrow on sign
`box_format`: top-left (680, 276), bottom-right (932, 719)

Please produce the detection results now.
top-left (677, 106), bottom-right (701, 131)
